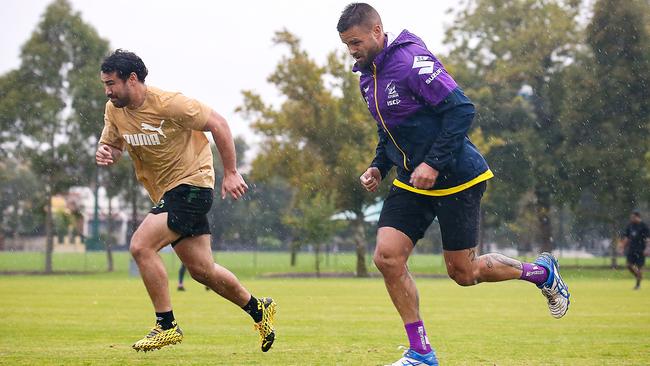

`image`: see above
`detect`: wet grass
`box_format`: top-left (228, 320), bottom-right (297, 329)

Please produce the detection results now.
top-left (0, 250), bottom-right (635, 279)
top-left (0, 252), bottom-right (648, 365)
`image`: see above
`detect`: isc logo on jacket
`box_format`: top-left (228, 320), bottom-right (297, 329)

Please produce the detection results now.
top-left (386, 80), bottom-right (401, 106)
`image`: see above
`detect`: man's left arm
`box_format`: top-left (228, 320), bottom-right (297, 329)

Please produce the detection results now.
top-left (406, 54), bottom-right (474, 189)
top-left (422, 89), bottom-right (475, 172)
top-left (203, 110), bottom-right (248, 200)
top-left (169, 93), bottom-right (248, 200)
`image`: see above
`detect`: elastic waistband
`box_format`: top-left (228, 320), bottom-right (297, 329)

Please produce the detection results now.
top-left (393, 169), bottom-right (494, 196)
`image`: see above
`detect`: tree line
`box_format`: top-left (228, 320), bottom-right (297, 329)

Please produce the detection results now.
top-left (0, 0), bottom-right (648, 274)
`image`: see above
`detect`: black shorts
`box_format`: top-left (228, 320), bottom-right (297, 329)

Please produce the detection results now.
top-left (627, 252), bottom-right (646, 267)
top-left (377, 181), bottom-right (486, 251)
top-left (150, 184), bottom-right (213, 246)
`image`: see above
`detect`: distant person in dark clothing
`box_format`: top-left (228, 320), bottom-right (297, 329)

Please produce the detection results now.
top-left (177, 263), bottom-right (209, 291)
top-left (177, 264), bottom-right (187, 291)
top-left (621, 211), bottom-right (649, 290)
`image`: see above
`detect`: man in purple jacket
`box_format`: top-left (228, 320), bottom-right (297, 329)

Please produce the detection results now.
top-left (337, 4), bottom-right (570, 365)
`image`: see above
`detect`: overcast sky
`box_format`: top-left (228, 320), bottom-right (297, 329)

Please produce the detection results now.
top-left (1, 0), bottom-right (456, 154)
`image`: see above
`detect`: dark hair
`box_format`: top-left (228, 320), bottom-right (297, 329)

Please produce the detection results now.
top-left (101, 49), bottom-right (148, 82)
top-left (337, 3), bottom-right (381, 33)
top-left (632, 210), bottom-right (641, 217)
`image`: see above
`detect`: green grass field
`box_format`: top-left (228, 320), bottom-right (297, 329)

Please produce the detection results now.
top-left (1, 252), bottom-right (649, 365)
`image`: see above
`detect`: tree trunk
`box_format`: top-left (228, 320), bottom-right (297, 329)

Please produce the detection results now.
top-left (253, 237), bottom-right (258, 269)
top-left (557, 205), bottom-right (565, 256)
top-left (529, 74), bottom-right (555, 255)
top-left (535, 187), bottom-right (553, 253)
top-left (325, 243), bottom-right (330, 266)
top-left (210, 231), bottom-right (222, 251)
top-left (290, 238), bottom-right (298, 267)
top-left (352, 214), bottom-right (369, 277)
top-left (314, 242), bottom-right (320, 277)
top-left (106, 196), bottom-right (114, 272)
top-left (12, 204), bottom-right (19, 245)
top-left (0, 207), bottom-right (4, 251)
top-left (44, 179), bottom-right (53, 273)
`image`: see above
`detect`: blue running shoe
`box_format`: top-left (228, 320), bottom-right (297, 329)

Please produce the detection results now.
top-left (534, 252), bottom-right (570, 318)
top-left (385, 348), bottom-right (438, 366)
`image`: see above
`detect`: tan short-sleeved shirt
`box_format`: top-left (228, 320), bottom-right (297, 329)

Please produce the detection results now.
top-left (100, 86), bottom-right (215, 203)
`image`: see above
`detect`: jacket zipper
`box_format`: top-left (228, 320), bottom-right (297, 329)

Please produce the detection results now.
top-left (372, 63), bottom-right (410, 171)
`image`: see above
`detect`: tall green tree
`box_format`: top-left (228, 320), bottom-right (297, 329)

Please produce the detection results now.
top-left (238, 30), bottom-right (379, 276)
top-left (209, 137), bottom-right (252, 249)
top-left (562, 0), bottom-right (649, 265)
top-left (101, 155), bottom-right (135, 271)
top-left (11, 0), bottom-right (109, 272)
top-left (284, 192), bottom-right (341, 276)
top-left (237, 177), bottom-right (293, 251)
top-left (0, 71), bottom-right (22, 157)
top-left (0, 157), bottom-right (43, 248)
top-left (445, 0), bottom-right (581, 252)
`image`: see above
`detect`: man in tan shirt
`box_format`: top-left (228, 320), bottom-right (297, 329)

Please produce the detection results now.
top-left (96, 49), bottom-right (276, 353)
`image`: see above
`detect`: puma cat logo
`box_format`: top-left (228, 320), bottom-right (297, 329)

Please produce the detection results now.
top-left (141, 120), bottom-right (166, 138)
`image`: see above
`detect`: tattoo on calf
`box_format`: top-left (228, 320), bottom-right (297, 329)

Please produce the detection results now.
top-left (490, 254), bottom-right (523, 270)
top-left (485, 256), bottom-right (494, 269)
top-left (468, 249), bottom-right (478, 262)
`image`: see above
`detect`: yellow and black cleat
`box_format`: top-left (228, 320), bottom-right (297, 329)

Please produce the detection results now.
top-left (254, 297), bottom-right (277, 352)
top-left (132, 322), bottom-right (183, 352)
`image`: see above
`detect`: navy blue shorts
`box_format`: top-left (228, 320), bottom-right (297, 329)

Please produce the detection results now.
top-left (150, 184), bottom-right (213, 246)
top-left (627, 252), bottom-right (646, 267)
top-left (377, 181), bottom-right (486, 251)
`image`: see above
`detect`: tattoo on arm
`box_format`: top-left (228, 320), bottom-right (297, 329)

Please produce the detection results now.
top-left (488, 253), bottom-right (522, 270)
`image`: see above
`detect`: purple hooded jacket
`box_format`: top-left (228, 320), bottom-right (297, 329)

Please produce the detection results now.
top-left (354, 30), bottom-right (492, 195)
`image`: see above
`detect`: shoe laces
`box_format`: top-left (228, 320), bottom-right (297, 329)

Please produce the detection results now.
top-left (386, 346), bottom-right (418, 366)
top-left (146, 324), bottom-right (163, 338)
top-left (541, 285), bottom-right (556, 297)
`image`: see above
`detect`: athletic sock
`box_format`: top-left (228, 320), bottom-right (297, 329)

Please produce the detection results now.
top-left (155, 310), bottom-right (176, 330)
top-left (241, 295), bottom-right (263, 323)
top-left (519, 262), bottom-right (549, 286)
top-left (405, 320), bottom-right (432, 354)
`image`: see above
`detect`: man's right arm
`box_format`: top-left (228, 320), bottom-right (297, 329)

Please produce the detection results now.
top-left (97, 109), bottom-right (124, 166)
top-left (203, 110), bottom-right (248, 200)
top-left (369, 126), bottom-right (392, 179)
top-left (96, 144), bottom-right (122, 166)
top-left (361, 127), bottom-right (393, 192)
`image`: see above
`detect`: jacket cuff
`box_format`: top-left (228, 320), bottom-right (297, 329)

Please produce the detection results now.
top-left (423, 156), bottom-right (448, 172)
top-left (370, 163), bottom-right (391, 180)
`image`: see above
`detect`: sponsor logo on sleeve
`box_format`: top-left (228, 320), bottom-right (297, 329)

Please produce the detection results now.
top-left (413, 56), bottom-right (444, 84)
top-left (424, 68), bottom-right (443, 84)
top-left (412, 55), bottom-right (434, 75)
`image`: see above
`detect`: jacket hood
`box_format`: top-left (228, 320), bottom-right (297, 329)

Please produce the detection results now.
top-left (353, 29), bottom-right (426, 73)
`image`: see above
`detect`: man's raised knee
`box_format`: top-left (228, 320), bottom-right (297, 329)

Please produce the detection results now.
top-left (187, 263), bottom-right (211, 284)
top-left (373, 250), bottom-right (405, 275)
top-left (447, 266), bottom-right (478, 286)
top-left (129, 238), bottom-right (147, 260)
